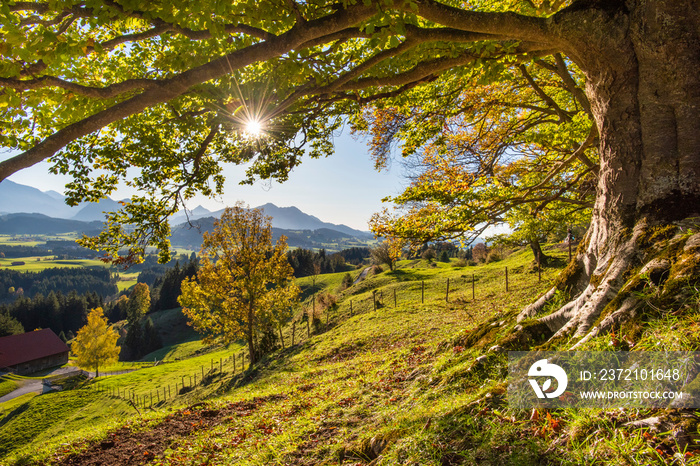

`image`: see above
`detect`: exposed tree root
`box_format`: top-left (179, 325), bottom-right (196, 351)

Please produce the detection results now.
top-left (518, 221), bottom-right (700, 350)
top-left (570, 296), bottom-right (642, 349)
top-left (516, 286), bottom-right (557, 322)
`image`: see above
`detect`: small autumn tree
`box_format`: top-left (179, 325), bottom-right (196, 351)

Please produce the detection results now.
top-left (127, 282), bottom-right (151, 323)
top-left (71, 307), bottom-right (120, 377)
top-left (179, 204), bottom-right (299, 364)
top-left (370, 238), bottom-right (404, 271)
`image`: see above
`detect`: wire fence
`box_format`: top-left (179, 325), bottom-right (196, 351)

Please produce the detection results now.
top-left (90, 351), bottom-right (249, 409)
top-left (87, 264), bottom-right (546, 408)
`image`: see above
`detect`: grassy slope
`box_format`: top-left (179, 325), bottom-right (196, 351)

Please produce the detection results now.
top-left (0, 380), bottom-right (18, 398)
top-left (2, 246), bottom-right (698, 465)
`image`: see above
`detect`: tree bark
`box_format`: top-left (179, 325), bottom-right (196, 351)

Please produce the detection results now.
top-left (529, 240), bottom-right (549, 268)
top-left (521, 0), bottom-right (700, 343)
top-left (247, 301), bottom-right (257, 365)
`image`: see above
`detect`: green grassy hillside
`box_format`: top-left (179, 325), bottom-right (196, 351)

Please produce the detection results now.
top-left (1, 246), bottom-right (698, 465)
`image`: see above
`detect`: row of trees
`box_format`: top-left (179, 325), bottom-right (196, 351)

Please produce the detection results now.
top-left (286, 248), bottom-right (350, 278)
top-left (0, 245), bottom-right (53, 258)
top-left (0, 267), bottom-right (117, 302)
top-left (0, 290), bottom-right (103, 339)
top-left (103, 259), bottom-right (198, 323)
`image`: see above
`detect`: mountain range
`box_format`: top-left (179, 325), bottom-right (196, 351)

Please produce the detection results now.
top-left (0, 181), bottom-right (373, 247)
top-left (0, 180), bottom-right (123, 220)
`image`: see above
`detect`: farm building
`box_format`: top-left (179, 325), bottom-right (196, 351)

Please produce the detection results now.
top-left (0, 329), bottom-right (69, 375)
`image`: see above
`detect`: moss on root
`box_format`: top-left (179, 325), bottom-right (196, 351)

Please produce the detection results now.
top-left (554, 259), bottom-right (583, 293)
top-left (589, 274), bottom-right (645, 331)
top-left (638, 224), bottom-right (679, 249)
top-left (658, 235), bottom-right (700, 298)
top-left (453, 310), bottom-right (519, 350)
top-left (498, 320), bottom-right (554, 351)
top-left (619, 315), bottom-right (644, 343)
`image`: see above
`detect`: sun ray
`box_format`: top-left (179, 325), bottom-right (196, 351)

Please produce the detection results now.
top-left (245, 119), bottom-right (263, 137)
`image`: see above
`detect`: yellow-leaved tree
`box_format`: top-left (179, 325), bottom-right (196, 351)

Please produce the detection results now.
top-left (179, 204), bottom-right (299, 364)
top-left (71, 307), bottom-right (120, 377)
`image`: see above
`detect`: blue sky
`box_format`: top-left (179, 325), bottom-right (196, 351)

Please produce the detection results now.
top-left (6, 131), bottom-right (407, 231)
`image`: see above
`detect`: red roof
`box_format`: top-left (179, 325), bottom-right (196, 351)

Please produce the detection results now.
top-left (0, 329), bottom-right (69, 369)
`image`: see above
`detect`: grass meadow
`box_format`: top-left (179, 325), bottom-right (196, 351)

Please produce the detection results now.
top-left (1, 245), bottom-right (698, 465)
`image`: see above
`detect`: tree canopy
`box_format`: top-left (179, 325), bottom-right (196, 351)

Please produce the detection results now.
top-left (0, 0), bottom-right (601, 263)
top-left (71, 306), bottom-right (120, 376)
top-left (367, 54), bottom-right (596, 250)
top-left (178, 204), bottom-right (299, 363)
top-left (1, 0), bottom-right (698, 342)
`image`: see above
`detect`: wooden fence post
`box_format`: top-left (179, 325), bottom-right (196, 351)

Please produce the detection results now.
top-left (350, 300), bottom-right (353, 316)
top-left (421, 281), bottom-right (424, 304)
top-left (505, 267), bottom-right (509, 292)
top-left (472, 274), bottom-right (475, 301)
top-left (446, 278), bottom-right (450, 303)
top-left (240, 352), bottom-right (244, 371)
top-left (201, 366), bottom-right (204, 379)
top-left (279, 325), bottom-right (285, 349)
top-left (373, 290), bottom-right (377, 311)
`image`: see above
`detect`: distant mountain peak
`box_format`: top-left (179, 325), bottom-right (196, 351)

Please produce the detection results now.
top-left (0, 180), bottom-right (76, 218)
top-left (191, 205), bottom-right (211, 215)
top-left (45, 190), bottom-right (65, 201)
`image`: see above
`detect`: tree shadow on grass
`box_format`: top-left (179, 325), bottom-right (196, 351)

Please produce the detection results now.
top-left (388, 269), bottom-right (423, 281)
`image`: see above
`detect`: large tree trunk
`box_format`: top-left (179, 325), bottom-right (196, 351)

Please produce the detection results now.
top-left (519, 0), bottom-right (700, 345)
top-left (529, 240), bottom-right (549, 268)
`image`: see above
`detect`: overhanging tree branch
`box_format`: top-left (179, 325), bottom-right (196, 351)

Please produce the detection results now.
top-left (0, 3), bottom-right (378, 182)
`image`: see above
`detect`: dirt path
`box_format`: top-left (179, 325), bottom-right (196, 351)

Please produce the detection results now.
top-left (54, 394), bottom-right (286, 466)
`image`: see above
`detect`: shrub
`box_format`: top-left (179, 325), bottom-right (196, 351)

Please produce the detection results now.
top-left (486, 250), bottom-right (503, 263)
top-left (339, 273), bottom-right (353, 291)
top-left (317, 292), bottom-right (338, 311)
top-left (472, 243), bottom-right (488, 263)
top-left (422, 248), bottom-right (436, 262)
top-left (486, 246), bottom-right (509, 263)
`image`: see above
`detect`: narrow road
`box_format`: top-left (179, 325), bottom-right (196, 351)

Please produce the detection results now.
top-left (0, 379), bottom-right (42, 403)
top-left (353, 267), bottom-right (371, 285)
top-left (0, 366), bottom-right (84, 404)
